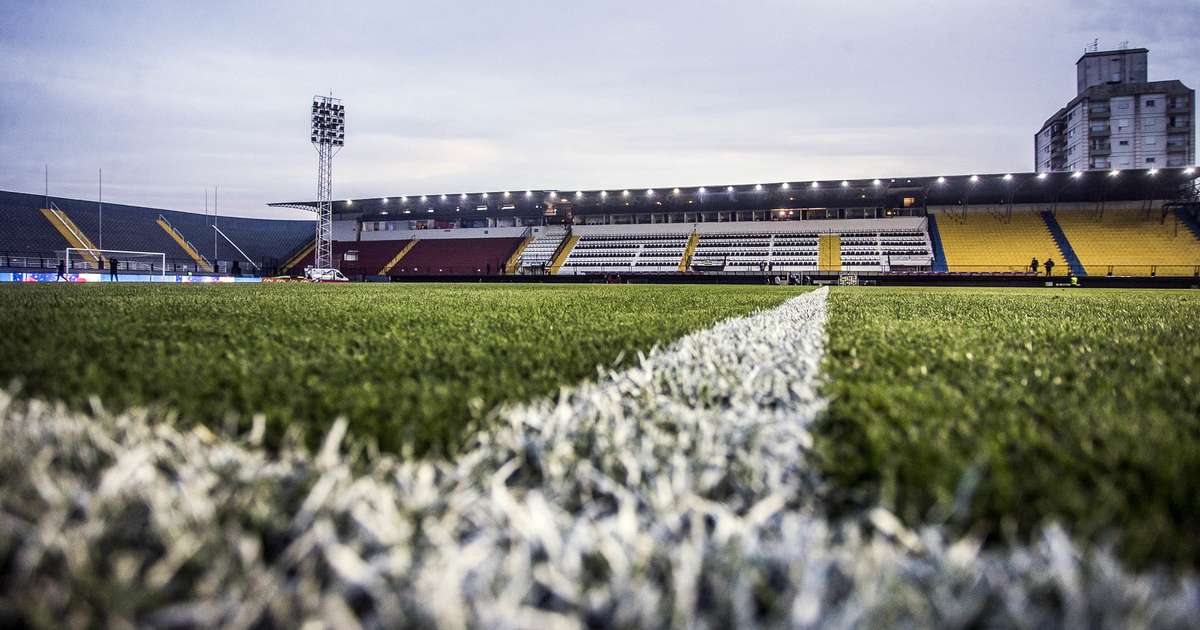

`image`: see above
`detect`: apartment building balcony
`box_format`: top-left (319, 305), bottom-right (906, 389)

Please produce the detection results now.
top-left (1089, 143), bottom-right (1111, 155)
top-left (1088, 125), bottom-right (1110, 136)
top-left (1168, 99), bottom-right (1190, 114)
top-left (1088, 104), bottom-right (1111, 118)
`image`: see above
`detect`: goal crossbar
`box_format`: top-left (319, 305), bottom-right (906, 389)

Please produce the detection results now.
top-left (65, 248), bottom-right (167, 279)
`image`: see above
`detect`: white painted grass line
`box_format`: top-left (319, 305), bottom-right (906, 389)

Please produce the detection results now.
top-left (1, 286), bottom-right (1197, 628)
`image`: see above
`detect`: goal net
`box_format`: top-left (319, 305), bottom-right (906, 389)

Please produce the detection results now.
top-left (65, 248), bottom-right (167, 279)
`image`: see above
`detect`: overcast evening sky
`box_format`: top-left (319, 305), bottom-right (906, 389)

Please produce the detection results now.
top-left (1, 1), bottom-right (1197, 219)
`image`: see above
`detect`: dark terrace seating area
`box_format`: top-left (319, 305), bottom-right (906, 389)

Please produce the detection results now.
top-left (167, 212), bottom-right (313, 272)
top-left (390, 237), bottom-right (524, 276)
top-left (0, 190), bottom-right (314, 273)
top-left (0, 206), bottom-right (67, 253)
top-left (288, 240), bottom-right (413, 277)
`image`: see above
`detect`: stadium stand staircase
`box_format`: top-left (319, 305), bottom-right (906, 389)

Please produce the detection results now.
top-left (156, 215), bottom-right (213, 272)
top-left (817, 234), bottom-right (841, 271)
top-left (379, 239), bottom-right (419, 275)
top-left (1175, 207), bottom-right (1200, 241)
top-left (1040, 212), bottom-right (1087, 277)
top-left (678, 231), bottom-right (699, 271)
top-left (280, 240), bottom-right (316, 274)
top-left (1054, 209), bottom-right (1200, 276)
top-left (548, 234), bottom-right (579, 275)
top-left (40, 205), bottom-right (101, 265)
top-left (504, 233), bottom-right (535, 274)
top-left (925, 215), bottom-right (949, 272)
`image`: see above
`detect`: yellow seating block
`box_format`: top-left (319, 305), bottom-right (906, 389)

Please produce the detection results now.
top-left (1055, 210), bottom-right (1200, 276)
top-left (935, 211), bottom-right (1063, 274)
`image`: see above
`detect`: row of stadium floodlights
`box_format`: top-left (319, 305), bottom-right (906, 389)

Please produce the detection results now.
top-left (331, 166), bottom-right (1198, 207)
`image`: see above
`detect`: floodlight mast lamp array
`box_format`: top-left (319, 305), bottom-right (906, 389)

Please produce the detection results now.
top-left (311, 95), bottom-right (345, 270)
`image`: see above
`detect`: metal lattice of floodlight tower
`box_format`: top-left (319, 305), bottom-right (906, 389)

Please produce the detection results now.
top-left (310, 95), bottom-right (345, 270)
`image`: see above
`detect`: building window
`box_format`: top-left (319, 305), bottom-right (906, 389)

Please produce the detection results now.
top-left (1144, 119), bottom-right (1155, 129)
top-left (1146, 157), bottom-right (1156, 164)
top-left (1146, 99), bottom-right (1156, 107)
top-left (1119, 140), bottom-right (1129, 146)
top-left (1146, 136), bottom-right (1157, 145)
top-left (1118, 101), bottom-right (1130, 110)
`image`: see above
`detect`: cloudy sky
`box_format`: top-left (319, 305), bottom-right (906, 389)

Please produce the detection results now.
top-left (1, 1), bottom-right (1196, 218)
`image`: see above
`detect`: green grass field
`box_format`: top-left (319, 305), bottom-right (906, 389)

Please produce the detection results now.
top-left (2, 283), bottom-right (1197, 569)
top-left (0, 283), bottom-right (801, 454)
top-left (819, 287), bottom-right (1200, 567)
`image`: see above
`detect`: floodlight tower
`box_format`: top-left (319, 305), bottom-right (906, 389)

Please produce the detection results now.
top-left (310, 95), bottom-right (345, 269)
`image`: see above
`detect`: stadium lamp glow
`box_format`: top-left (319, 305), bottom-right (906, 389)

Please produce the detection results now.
top-left (576, 191), bottom-right (583, 197)
top-left (381, 197), bottom-right (388, 203)
top-left (623, 190), bottom-right (630, 196)
top-left (698, 187), bottom-right (707, 193)
top-left (346, 199), bottom-right (353, 205)
top-left (872, 179), bottom-right (881, 186)
top-left (525, 190), bottom-right (532, 197)
top-left (1003, 174), bottom-right (1013, 181)
top-left (1072, 171), bottom-right (1083, 178)
top-left (726, 186), bottom-right (734, 192)
top-left (646, 189), bottom-right (655, 196)
top-left (420, 195), bottom-right (427, 202)
top-left (503, 191), bottom-right (510, 197)
top-left (969, 175), bottom-right (979, 183)
top-left (440, 194), bottom-right (447, 200)
top-left (672, 188), bottom-right (680, 194)
top-left (810, 182), bottom-right (819, 188)
top-left (1185, 167), bottom-right (1196, 175)
top-left (1148, 169), bottom-right (1158, 176)
top-left (936, 177), bottom-right (946, 184)
top-left (1109, 170), bottom-right (1120, 177)
top-left (841, 180), bottom-right (849, 187)
top-left (482, 192), bottom-right (488, 198)
top-left (460, 193), bottom-right (467, 200)
top-left (781, 183), bottom-right (790, 190)
top-left (754, 184), bottom-right (763, 191)
top-left (1037, 173), bottom-right (1048, 180)
top-left (600, 190), bottom-right (608, 197)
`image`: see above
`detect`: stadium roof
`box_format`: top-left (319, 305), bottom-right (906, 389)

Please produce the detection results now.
top-left (269, 167), bottom-right (1199, 221)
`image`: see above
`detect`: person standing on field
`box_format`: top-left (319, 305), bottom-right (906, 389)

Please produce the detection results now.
top-left (57, 259), bottom-right (67, 281)
top-left (1044, 258), bottom-right (1055, 277)
top-left (109, 257), bottom-right (119, 282)
top-left (1030, 257), bottom-right (1039, 274)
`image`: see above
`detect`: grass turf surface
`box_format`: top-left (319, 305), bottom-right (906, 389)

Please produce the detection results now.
top-left (0, 282), bottom-right (804, 455)
top-left (818, 287), bottom-right (1200, 568)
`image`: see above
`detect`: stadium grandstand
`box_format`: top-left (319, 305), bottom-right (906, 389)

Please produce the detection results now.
top-left (270, 167), bottom-right (1200, 280)
top-left (0, 190), bottom-right (313, 278)
top-left (3, 167), bottom-right (1198, 282)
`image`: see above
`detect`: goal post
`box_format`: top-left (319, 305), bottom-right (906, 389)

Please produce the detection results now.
top-left (65, 248), bottom-right (167, 280)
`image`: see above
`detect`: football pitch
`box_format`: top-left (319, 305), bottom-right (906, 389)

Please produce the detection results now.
top-left (0, 283), bottom-right (802, 454)
top-left (1, 282), bottom-right (1198, 626)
